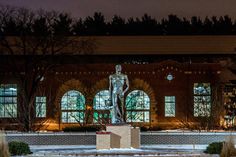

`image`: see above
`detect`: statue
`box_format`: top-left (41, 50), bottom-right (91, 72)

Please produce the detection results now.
top-left (109, 65), bottom-right (129, 124)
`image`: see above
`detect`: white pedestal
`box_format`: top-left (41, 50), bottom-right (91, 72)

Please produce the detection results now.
top-left (107, 124), bottom-right (131, 148)
top-left (96, 124), bottom-right (140, 149)
top-left (96, 132), bottom-right (120, 149)
top-left (131, 127), bottom-right (140, 148)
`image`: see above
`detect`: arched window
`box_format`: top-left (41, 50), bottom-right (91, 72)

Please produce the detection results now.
top-left (126, 90), bottom-right (150, 122)
top-left (61, 90), bottom-right (85, 123)
top-left (93, 90), bottom-right (111, 124)
top-left (193, 83), bottom-right (211, 117)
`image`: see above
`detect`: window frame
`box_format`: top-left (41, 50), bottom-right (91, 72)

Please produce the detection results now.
top-left (61, 90), bottom-right (86, 123)
top-left (0, 84), bottom-right (17, 118)
top-left (35, 96), bottom-right (47, 118)
top-left (93, 90), bottom-right (111, 124)
top-left (125, 90), bottom-right (150, 123)
top-left (193, 83), bottom-right (211, 117)
top-left (165, 96), bottom-right (176, 117)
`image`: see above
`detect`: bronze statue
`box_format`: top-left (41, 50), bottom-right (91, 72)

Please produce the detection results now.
top-left (109, 65), bottom-right (129, 123)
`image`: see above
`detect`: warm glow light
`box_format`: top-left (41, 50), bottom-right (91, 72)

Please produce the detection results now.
top-left (86, 105), bottom-right (92, 110)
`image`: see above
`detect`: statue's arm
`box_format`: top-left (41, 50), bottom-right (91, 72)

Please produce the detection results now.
top-left (109, 75), bottom-right (112, 98)
top-left (123, 75), bottom-right (129, 94)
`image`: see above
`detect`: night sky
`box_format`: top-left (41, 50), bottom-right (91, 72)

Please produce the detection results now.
top-left (1, 0), bottom-right (236, 20)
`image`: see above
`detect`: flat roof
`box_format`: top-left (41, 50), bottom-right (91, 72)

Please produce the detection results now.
top-left (1, 36), bottom-right (236, 55)
top-left (90, 36), bottom-right (236, 55)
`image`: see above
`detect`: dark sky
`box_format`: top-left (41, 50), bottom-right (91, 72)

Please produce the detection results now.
top-left (1, 0), bottom-right (236, 20)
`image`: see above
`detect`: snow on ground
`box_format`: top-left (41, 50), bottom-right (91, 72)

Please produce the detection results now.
top-left (26, 145), bottom-right (219, 157)
top-left (141, 145), bottom-right (208, 150)
top-left (30, 144), bottom-right (208, 151)
top-left (30, 145), bottom-right (95, 150)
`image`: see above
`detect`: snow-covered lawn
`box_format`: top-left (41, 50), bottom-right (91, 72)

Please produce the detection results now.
top-left (25, 145), bottom-right (219, 157)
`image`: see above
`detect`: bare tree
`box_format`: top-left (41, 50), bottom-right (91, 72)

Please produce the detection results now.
top-left (0, 6), bottom-right (96, 131)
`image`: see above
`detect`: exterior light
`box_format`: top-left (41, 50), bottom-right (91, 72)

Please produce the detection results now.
top-left (166, 73), bottom-right (174, 81)
top-left (86, 105), bottom-right (92, 110)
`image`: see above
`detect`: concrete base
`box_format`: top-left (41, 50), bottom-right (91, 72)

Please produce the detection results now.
top-left (96, 132), bottom-right (120, 149)
top-left (131, 127), bottom-right (140, 148)
top-left (96, 124), bottom-right (140, 149)
top-left (106, 124), bottom-right (131, 148)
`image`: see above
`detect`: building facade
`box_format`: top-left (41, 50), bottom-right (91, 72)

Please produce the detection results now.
top-left (0, 36), bottom-right (235, 131)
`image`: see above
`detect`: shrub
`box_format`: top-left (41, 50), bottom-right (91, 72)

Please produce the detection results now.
top-left (0, 131), bottom-right (10, 157)
top-left (204, 142), bottom-right (223, 154)
top-left (149, 126), bottom-right (163, 131)
top-left (63, 125), bottom-right (101, 132)
top-left (140, 126), bottom-right (149, 132)
top-left (8, 141), bottom-right (31, 156)
top-left (140, 126), bottom-right (163, 131)
top-left (220, 136), bottom-right (236, 157)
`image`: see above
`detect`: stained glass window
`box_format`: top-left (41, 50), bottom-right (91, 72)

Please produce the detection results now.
top-left (165, 96), bottom-right (175, 117)
top-left (35, 96), bottom-right (46, 118)
top-left (93, 90), bottom-right (111, 124)
top-left (126, 90), bottom-right (150, 122)
top-left (0, 84), bottom-right (17, 118)
top-left (61, 90), bottom-right (85, 123)
top-left (193, 83), bottom-right (211, 117)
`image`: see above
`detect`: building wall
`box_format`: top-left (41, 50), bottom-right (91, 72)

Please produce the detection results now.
top-left (46, 61), bottom-right (221, 130)
top-left (0, 59), bottom-right (222, 130)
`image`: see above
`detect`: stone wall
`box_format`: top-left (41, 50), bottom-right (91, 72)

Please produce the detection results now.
top-left (5, 132), bottom-right (234, 145)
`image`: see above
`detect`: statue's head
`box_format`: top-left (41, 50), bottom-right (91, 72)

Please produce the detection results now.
top-left (115, 64), bottom-right (122, 73)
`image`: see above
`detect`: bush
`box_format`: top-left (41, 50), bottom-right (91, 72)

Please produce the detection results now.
top-left (0, 132), bottom-right (10, 157)
top-left (140, 126), bottom-right (149, 132)
top-left (8, 141), bottom-right (31, 156)
top-left (220, 136), bottom-right (236, 157)
top-left (140, 126), bottom-right (163, 131)
top-left (149, 126), bottom-right (163, 131)
top-left (204, 142), bottom-right (223, 154)
top-left (63, 126), bottom-right (101, 132)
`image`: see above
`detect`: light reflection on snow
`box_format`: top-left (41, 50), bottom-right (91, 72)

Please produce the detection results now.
top-left (27, 145), bottom-right (219, 157)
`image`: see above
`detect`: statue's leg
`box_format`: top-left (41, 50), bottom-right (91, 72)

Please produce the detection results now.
top-left (115, 94), bottom-right (125, 123)
top-left (112, 93), bottom-right (119, 123)
top-left (120, 96), bottom-right (124, 122)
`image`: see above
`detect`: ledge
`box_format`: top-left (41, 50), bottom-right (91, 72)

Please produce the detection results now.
top-left (96, 131), bottom-right (111, 134)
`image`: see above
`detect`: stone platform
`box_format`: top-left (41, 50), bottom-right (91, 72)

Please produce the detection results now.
top-left (96, 124), bottom-right (140, 149)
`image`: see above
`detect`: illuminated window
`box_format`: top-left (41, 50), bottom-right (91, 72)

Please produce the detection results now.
top-left (0, 84), bottom-right (17, 118)
top-left (35, 96), bottom-right (46, 118)
top-left (61, 90), bottom-right (85, 123)
top-left (193, 83), bottom-right (211, 117)
top-left (126, 90), bottom-right (150, 122)
top-left (93, 90), bottom-right (111, 124)
top-left (165, 96), bottom-right (175, 117)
